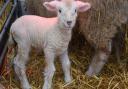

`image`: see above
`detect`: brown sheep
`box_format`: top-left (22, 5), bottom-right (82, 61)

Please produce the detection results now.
top-left (25, 0), bottom-right (128, 76)
top-left (77, 0), bottom-right (128, 76)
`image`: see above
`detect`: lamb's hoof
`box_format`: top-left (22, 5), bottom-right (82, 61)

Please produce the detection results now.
top-left (23, 87), bottom-right (31, 89)
top-left (42, 84), bottom-right (52, 89)
top-left (64, 76), bottom-right (73, 83)
top-left (22, 85), bottom-right (32, 89)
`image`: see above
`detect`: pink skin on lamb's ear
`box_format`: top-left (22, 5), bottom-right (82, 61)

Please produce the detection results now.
top-left (76, 1), bottom-right (91, 12)
top-left (43, 1), bottom-right (59, 12)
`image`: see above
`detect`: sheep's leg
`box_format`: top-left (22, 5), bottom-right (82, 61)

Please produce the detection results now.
top-left (86, 51), bottom-right (109, 76)
top-left (115, 45), bottom-right (120, 62)
top-left (115, 45), bottom-right (124, 67)
top-left (13, 44), bottom-right (31, 89)
top-left (86, 41), bottom-right (112, 76)
top-left (43, 49), bottom-right (55, 89)
top-left (115, 44), bottom-right (127, 69)
top-left (113, 38), bottom-right (122, 66)
top-left (59, 51), bottom-right (72, 83)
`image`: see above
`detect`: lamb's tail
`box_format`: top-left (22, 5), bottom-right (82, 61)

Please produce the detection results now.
top-left (7, 30), bottom-right (18, 68)
top-left (8, 31), bottom-right (16, 46)
top-left (7, 28), bottom-right (17, 51)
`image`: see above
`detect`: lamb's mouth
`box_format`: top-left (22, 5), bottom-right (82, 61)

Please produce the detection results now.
top-left (64, 24), bottom-right (72, 29)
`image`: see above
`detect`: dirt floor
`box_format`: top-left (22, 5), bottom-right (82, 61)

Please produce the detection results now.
top-left (0, 40), bottom-right (128, 89)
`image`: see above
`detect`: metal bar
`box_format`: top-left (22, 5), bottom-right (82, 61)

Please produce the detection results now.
top-left (0, 0), bottom-right (11, 17)
top-left (0, 0), bottom-right (17, 70)
top-left (0, 0), bottom-right (17, 43)
top-left (0, 41), bottom-right (8, 73)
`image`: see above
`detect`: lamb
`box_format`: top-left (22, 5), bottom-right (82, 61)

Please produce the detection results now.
top-left (8, 0), bottom-right (91, 89)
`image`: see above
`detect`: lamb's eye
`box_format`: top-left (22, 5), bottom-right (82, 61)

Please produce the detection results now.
top-left (59, 9), bottom-right (62, 13)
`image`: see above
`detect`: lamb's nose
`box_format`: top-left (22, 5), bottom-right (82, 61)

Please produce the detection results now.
top-left (67, 21), bottom-right (72, 25)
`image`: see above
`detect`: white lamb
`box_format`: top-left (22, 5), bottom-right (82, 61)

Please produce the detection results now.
top-left (8, 0), bottom-right (91, 89)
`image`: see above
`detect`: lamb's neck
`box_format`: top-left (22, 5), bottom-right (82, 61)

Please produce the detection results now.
top-left (50, 17), bottom-right (72, 42)
top-left (54, 17), bottom-right (72, 35)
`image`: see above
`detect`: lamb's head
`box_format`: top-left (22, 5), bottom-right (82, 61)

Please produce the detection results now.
top-left (43, 0), bottom-right (91, 29)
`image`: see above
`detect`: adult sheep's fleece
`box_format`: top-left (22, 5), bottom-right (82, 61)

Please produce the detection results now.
top-left (26, 0), bottom-right (56, 17)
top-left (78, 0), bottom-right (128, 51)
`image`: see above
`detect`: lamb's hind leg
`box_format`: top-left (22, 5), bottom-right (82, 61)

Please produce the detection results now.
top-left (86, 41), bottom-right (112, 76)
top-left (13, 44), bottom-right (31, 89)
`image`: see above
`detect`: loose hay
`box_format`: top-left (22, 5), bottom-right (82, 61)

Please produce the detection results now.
top-left (1, 36), bottom-right (128, 89)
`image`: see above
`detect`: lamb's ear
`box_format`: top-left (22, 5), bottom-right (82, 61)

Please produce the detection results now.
top-left (43, 1), bottom-right (59, 11)
top-left (76, 1), bottom-right (91, 12)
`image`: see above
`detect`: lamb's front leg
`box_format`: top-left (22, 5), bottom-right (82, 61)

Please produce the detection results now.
top-left (59, 51), bottom-right (72, 83)
top-left (43, 49), bottom-right (56, 89)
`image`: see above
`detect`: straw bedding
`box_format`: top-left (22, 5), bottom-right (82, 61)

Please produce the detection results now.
top-left (1, 41), bottom-right (128, 89)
